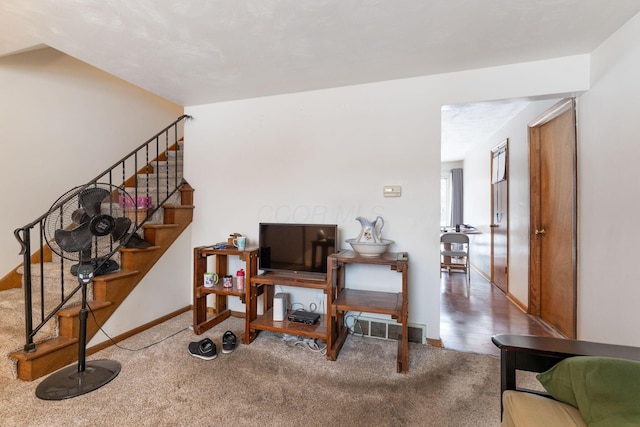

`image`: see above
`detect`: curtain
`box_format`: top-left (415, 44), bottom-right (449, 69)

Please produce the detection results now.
top-left (450, 168), bottom-right (463, 227)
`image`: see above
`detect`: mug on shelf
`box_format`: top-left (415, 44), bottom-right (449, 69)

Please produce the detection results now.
top-left (223, 275), bottom-right (233, 288)
top-left (204, 272), bottom-right (219, 288)
top-left (233, 236), bottom-right (246, 251)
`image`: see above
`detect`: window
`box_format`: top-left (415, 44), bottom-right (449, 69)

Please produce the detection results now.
top-left (440, 171), bottom-right (451, 227)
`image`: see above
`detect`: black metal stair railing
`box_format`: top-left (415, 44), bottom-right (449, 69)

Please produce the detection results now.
top-left (13, 114), bottom-right (191, 353)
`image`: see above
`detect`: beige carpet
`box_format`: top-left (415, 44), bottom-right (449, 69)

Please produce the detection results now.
top-left (0, 311), bottom-right (520, 426)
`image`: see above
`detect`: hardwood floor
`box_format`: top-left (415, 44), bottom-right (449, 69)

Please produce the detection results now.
top-left (440, 267), bottom-right (561, 356)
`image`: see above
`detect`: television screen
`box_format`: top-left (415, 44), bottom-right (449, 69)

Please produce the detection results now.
top-left (259, 223), bottom-right (338, 275)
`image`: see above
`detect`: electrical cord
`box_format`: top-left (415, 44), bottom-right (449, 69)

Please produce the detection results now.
top-left (272, 292), bottom-right (328, 353)
top-left (88, 304), bottom-right (189, 352)
top-left (280, 304), bottom-right (327, 355)
top-left (343, 312), bottom-right (364, 336)
top-left (281, 333), bottom-right (327, 354)
top-left (289, 301), bottom-right (323, 313)
top-left (290, 302), bottom-right (305, 311)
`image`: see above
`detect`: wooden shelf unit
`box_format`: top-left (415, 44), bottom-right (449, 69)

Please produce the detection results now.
top-left (192, 246), bottom-right (261, 344)
top-left (328, 250), bottom-right (409, 373)
top-left (247, 271), bottom-right (329, 343)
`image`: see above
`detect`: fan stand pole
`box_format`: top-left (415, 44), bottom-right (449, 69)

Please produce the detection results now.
top-left (77, 282), bottom-right (88, 373)
top-left (35, 265), bottom-right (121, 400)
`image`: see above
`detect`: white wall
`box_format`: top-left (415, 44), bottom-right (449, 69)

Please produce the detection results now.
top-left (186, 83), bottom-right (436, 334)
top-left (464, 99), bottom-right (559, 305)
top-left (88, 226), bottom-right (193, 346)
top-left (0, 47), bottom-right (191, 336)
top-left (185, 55), bottom-right (589, 340)
top-left (577, 11), bottom-right (640, 346)
top-left (441, 161), bottom-right (463, 171)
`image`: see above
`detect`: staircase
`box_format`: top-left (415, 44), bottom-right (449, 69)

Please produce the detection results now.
top-left (3, 116), bottom-right (194, 381)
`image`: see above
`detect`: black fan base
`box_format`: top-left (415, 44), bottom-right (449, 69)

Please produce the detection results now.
top-left (35, 359), bottom-right (121, 400)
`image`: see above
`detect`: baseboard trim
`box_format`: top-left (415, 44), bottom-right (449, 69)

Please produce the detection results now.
top-left (470, 263), bottom-right (490, 282)
top-left (87, 305), bottom-right (191, 355)
top-left (506, 293), bottom-right (527, 313)
top-left (504, 294), bottom-right (565, 338)
top-left (206, 307), bottom-right (246, 319)
top-left (427, 338), bottom-right (443, 348)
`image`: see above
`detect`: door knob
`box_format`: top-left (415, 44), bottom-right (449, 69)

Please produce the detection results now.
top-left (535, 229), bottom-right (546, 235)
top-left (490, 224), bottom-right (499, 228)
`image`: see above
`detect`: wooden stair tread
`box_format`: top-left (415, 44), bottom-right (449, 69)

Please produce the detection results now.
top-left (163, 204), bottom-right (194, 209)
top-left (10, 337), bottom-right (78, 361)
top-left (57, 300), bottom-right (112, 317)
top-left (119, 245), bottom-right (161, 253)
top-left (142, 223), bottom-right (179, 230)
top-left (91, 269), bottom-right (140, 282)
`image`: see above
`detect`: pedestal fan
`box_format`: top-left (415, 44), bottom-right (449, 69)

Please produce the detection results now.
top-left (35, 184), bottom-right (133, 400)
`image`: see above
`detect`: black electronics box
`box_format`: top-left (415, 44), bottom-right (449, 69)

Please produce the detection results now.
top-left (287, 310), bottom-right (320, 325)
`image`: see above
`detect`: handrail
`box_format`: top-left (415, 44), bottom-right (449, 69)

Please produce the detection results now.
top-left (93, 114), bottom-right (191, 184)
top-left (13, 115), bottom-right (191, 353)
top-left (16, 115), bottom-right (192, 232)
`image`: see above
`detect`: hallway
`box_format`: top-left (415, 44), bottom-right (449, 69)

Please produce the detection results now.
top-left (440, 268), bottom-right (561, 356)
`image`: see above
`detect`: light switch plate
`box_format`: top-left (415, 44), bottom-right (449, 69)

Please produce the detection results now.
top-left (383, 185), bottom-right (401, 197)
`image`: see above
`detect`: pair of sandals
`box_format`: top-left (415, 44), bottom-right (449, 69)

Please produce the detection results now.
top-left (188, 330), bottom-right (236, 360)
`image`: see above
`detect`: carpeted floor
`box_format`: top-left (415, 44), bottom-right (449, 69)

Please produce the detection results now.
top-left (0, 311), bottom-right (523, 426)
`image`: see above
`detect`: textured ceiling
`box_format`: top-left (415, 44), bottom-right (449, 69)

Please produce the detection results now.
top-left (1, 0), bottom-right (639, 160)
top-left (441, 100), bottom-right (530, 163)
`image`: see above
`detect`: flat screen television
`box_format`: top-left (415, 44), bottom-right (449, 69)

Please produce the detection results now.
top-left (259, 223), bottom-right (338, 276)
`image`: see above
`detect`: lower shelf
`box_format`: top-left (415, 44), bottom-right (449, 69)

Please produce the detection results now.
top-left (333, 289), bottom-right (402, 317)
top-left (250, 309), bottom-right (327, 340)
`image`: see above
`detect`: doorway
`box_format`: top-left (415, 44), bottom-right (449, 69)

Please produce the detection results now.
top-left (491, 140), bottom-right (508, 293)
top-left (528, 99), bottom-right (577, 339)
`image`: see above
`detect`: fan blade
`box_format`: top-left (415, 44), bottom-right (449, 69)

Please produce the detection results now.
top-left (55, 223), bottom-right (93, 252)
top-left (111, 217), bottom-right (131, 241)
top-left (71, 208), bottom-right (90, 225)
top-left (78, 187), bottom-right (110, 217)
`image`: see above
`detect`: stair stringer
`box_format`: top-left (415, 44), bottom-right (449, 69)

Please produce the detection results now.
top-left (9, 185), bottom-right (194, 381)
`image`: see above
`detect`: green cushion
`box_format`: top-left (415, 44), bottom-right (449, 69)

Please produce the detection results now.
top-left (537, 356), bottom-right (640, 426)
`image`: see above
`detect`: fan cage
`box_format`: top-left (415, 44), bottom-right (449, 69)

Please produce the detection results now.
top-left (43, 184), bottom-right (133, 264)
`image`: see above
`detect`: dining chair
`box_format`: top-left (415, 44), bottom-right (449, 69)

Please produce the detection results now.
top-left (440, 232), bottom-right (470, 283)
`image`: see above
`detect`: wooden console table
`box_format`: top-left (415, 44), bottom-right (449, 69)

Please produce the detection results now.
top-left (192, 246), bottom-right (261, 344)
top-left (327, 250), bottom-right (409, 373)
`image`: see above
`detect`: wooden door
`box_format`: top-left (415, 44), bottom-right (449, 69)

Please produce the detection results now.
top-left (491, 141), bottom-right (508, 293)
top-left (529, 99), bottom-right (577, 339)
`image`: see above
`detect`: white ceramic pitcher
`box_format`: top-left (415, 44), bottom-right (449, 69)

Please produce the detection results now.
top-left (354, 216), bottom-right (384, 243)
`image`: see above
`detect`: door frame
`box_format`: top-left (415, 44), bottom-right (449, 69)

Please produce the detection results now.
top-left (528, 98), bottom-right (578, 338)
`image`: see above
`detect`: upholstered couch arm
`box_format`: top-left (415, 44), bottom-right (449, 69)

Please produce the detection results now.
top-left (491, 334), bottom-right (640, 414)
